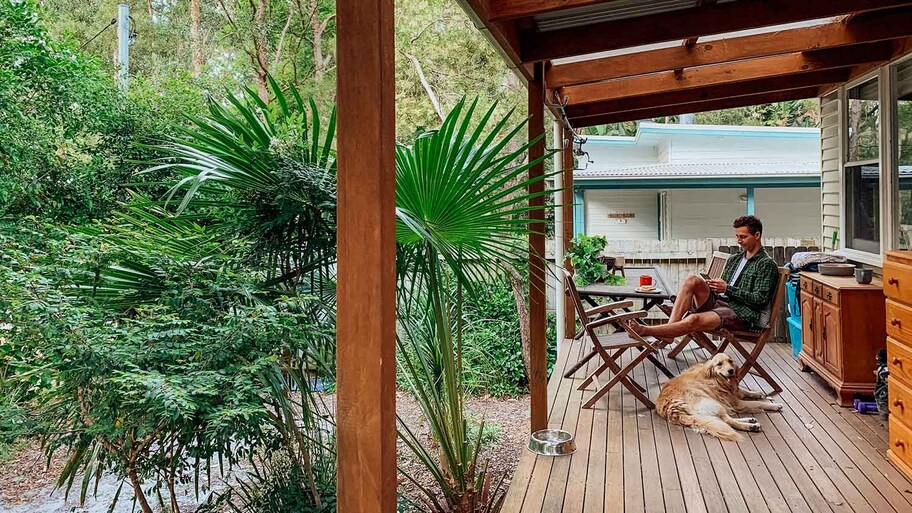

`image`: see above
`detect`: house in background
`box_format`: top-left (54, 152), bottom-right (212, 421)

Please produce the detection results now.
top-left (575, 122), bottom-right (822, 242)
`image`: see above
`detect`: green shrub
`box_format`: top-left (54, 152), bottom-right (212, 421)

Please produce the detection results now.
top-left (461, 280), bottom-right (557, 397)
top-left (0, 220), bottom-right (335, 512)
top-left (0, 0), bottom-right (203, 222)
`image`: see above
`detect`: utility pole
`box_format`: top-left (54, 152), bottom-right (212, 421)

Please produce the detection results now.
top-left (117, 4), bottom-right (130, 89)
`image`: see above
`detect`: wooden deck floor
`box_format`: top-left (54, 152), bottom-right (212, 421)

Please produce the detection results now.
top-left (503, 338), bottom-right (912, 513)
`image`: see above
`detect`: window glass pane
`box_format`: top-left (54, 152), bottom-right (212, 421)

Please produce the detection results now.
top-left (896, 60), bottom-right (912, 249)
top-left (847, 77), bottom-right (879, 162)
top-left (846, 164), bottom-right (880, 253)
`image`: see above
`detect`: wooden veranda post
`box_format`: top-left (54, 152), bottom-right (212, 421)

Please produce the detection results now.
top-left (562, 127), bottom-right (576, 340)
top-left (528, 62), bottom-right (548, 432)
top-left (336, 1), bottom-right (397, 512)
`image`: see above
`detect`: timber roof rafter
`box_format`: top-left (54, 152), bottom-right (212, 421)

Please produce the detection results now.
top-left (454, 0), bottom-right (912, 128)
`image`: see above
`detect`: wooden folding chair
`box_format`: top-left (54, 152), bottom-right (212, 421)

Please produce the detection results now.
top-left (666, 251), bottom-right (731, 358)
top-left (562, 269), bottom-right (674, 410)
top-left (709, 268), bottom-right (789, 395)
top-left (668, 267), bottom-right (788, 395)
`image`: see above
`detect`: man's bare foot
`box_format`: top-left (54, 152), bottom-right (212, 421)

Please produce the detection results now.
top-left (626, 320), bottom-right (676, 344)
top-left (626, 320), bottom-right (649, 336)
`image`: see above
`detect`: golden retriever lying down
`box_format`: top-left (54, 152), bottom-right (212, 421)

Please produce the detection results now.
top-left (657, 353), bottom-right (783, 441)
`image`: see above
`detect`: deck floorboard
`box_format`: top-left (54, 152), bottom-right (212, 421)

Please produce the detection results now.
top-left (504, 339), bottom-right (912, 513)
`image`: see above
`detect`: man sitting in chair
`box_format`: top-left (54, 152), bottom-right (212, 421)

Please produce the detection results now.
top-left (627, 215), bottom-right (779, 341)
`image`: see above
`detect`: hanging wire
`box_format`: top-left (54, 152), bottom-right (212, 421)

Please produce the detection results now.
top-left (128, 15), bottom-right (138, 45)
top-left (80, 18), bottom-right (117, 49)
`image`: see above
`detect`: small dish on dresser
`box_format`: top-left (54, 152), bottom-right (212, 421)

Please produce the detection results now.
top-left (819, 263), bottom-right (856, 276)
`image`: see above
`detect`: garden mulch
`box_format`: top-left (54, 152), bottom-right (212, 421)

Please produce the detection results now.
top-left (0, 392), bottom-right (530, 512)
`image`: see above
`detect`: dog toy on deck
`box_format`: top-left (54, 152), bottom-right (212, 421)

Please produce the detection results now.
top-left (853, 399), bottom-right (879, 415)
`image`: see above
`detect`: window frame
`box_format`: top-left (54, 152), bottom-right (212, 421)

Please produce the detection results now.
top-left (838, 69), bottom-right (889, 266)
top-left (888, 54), bottom-right (912, 251)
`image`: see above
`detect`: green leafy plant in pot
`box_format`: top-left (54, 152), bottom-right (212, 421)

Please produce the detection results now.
top-left (566, 234), bottom-right (623, 286)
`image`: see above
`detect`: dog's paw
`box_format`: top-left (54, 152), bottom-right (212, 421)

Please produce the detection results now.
top-left (741, 417), bottom-right (758, 424)
top-left (748, 424), bottom-right (762, 432)
top-left (770, 403), bottom-right (784, 412)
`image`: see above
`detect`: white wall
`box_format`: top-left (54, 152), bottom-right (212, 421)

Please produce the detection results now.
top-left (755, 187), bottom-right (821, 239)
top-left (820, 93), bottom-right (840, 251)
top-left (584, 187), bottom-right (822, 240)
top-left (584, 144), bottom-right (658, 168)
top-left (668, 189), bottom-right (747, 239)
top-left (585, 189), bottom-right (658, 240)
top-left (668, 135), bottom-right (817, 163)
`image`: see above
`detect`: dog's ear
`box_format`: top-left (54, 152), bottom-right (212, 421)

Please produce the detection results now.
top-left (701, 360), bottom-right (716, 380)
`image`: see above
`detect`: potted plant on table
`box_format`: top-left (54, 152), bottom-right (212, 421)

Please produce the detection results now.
top-left (566, 234), bottom-right (625, 286)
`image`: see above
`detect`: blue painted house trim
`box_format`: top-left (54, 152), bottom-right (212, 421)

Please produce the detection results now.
top-left (574, 176), bottom-right (820, 190)
top-left (573, 188), bottom-right (585, 236)
top-left (585, 123), bottom-right (820, 146)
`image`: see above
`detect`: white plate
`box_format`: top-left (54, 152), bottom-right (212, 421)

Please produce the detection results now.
top-left (636, 286), bottom-right (662, 294)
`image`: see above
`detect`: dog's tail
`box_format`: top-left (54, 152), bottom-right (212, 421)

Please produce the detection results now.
top-left (684, 415), bottom-right (742, 442)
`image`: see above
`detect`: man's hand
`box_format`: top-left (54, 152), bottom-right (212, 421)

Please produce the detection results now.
top-left (707, 278), bottom-right (727, 293)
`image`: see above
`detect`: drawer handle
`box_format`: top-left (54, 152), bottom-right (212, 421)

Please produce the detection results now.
top-left (890, 277), bottom-right (900, 286)
top-left (896, 440), bottom-right (906, 448)
top-left (895, 357), bottom-right (904, 366)
top-left (826, 291), bottom-right (833, 301)
top-left (895, 399), bottom-right (905, 409)
top-left (893, 319), bottom-right (903, 328)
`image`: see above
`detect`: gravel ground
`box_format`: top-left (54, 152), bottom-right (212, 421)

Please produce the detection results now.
top-left (0, 393), bottom-right (530, 512)
top-left (395, 392), bottom-right (530, 509)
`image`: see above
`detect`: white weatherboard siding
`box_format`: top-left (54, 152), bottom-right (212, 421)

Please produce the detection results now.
top-left (820, 94), bottom-right (840, 250)
top-left (585, 190), bottom-right (658, 240)
top-left (755, 188), bottom-right (821, 240)
top-left (668, 189), bottom-right (747, 239)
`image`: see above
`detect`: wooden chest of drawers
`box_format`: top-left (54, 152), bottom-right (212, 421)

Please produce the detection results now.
top-left (797, 271), bottom-right (886, 406)
top-left (886, 251), bottom-right (912, 477)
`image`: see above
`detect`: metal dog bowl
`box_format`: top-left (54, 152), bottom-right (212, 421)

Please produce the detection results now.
top-left (528, 429), bottom-right (577, 456)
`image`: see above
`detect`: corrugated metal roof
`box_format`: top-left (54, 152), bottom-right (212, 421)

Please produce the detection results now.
top-left (534, 0), bottom-right (740, 32)
top-left (576, 161), bottom-right (820, 180)
top-left (551, 16), bottom-right (839, 64)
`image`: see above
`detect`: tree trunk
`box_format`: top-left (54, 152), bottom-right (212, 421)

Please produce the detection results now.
top-left (402, 51), bottom-right (444, 121)
top-left (252, 0), bottom-right (270, 102)
top-left (272, 0), bottom-right (295, 75)
top-left (190, 0), bottom-right (203, 76)
top-left (507, 265), bottom-right (532, 382)
top-left (310, 0), bottom-right (333, 80)
top-left (126, 465), bottom-right (153, 513)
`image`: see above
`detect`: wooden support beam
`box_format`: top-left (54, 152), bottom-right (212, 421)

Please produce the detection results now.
top-left (561, 128), bottom-right (576, 340)
top-left (563, 68), bottom-right (851, 119)
top-left (528, 61), bottom-right (548, 433)
top-left (546, 8), bottom-right (912, 88)
top-left (569, 86), bottom-right (826, 127)
top-left (522, 0), bottom-right (912, 63)
top-left (336, 0), bottom-right (397, 512)
top-left (488, 0), bottom-right (613, 22)
top-left (560, 41), bottom-right (893, 106)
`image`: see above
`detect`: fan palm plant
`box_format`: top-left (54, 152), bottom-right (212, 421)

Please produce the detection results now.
top-left (142, 75), bottom-right (337, 291)
top-left (395, 98), bottom-right (554, 512)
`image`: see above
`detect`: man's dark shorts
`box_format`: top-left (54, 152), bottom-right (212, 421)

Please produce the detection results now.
top-left (692, 292), bottom-right (751, 331)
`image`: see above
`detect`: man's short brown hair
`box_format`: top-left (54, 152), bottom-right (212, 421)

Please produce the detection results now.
top-left (733, 215), bottom-right (763, 235)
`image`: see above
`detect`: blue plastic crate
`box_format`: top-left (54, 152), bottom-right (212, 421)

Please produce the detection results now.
top-left (786, 315), bottom-right (802, 358)
top-left (786, 281), bottom-right (800, 318)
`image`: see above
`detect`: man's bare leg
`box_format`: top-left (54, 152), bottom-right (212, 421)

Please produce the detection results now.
top-left (667, 275), bottom-right (712, 323)
top-left (628, 312), bottom-right (722, 340)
